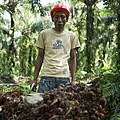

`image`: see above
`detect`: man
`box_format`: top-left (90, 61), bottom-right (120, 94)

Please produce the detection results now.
top-left (31, 3), bottom-right (80, 93)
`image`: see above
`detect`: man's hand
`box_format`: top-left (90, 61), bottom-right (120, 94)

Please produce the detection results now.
top-left (71, 80), bottom-right (75, 85)
top-left (30, 81), bottom-right (37, 92)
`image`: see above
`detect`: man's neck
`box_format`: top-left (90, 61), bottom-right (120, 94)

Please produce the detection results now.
top-left (54, 27), bottom-right (64, 32)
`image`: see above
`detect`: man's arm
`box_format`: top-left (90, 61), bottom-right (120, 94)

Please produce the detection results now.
top-left (33, 48), bottom-right (44, 85)
top-left (70, 48), bottom-right (76, 84)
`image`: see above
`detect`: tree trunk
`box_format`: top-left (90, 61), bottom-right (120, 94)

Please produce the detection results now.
top-left (7, 0), bottom-right (17, 72)
top-left (28, 45), bottom-right (32, 76)
top-left (117, 9), bottom-right (120, 70)
top-left (8, 13), bottom-right (15, 69)
top-left (85, 2), bottom-right (94, 73)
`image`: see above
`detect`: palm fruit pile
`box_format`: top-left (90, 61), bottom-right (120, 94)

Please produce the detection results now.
top-left (0, 77), bottom-right (107, 120)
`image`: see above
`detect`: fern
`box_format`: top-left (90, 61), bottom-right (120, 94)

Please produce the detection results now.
top-left (100, 72), bottom-right (120, 120)
top-left (103, 82), bottom-right (120, 98)
top-left (110, 113), bottom-right (120, 120)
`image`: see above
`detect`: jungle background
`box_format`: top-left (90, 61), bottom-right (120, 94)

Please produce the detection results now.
top-left (0, 0), bottom-right (120, 119)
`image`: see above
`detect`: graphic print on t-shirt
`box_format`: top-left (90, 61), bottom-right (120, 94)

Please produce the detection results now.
top-left (52, 38), bottom-right (63, 49)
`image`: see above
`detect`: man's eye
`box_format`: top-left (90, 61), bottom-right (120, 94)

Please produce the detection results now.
top-left (61, 16), bottom-right (65, 19)
top-left (54, 15), bottom-right (66, 20)
top-left (55, 16), bottom-right (58, 19)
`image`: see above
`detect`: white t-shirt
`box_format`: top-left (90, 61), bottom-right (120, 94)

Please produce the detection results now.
top-left (36, 28), bottom-right (80, 78)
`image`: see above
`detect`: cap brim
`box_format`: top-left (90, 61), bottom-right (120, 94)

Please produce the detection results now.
top-left (50, 8), bottom-right (70, 17)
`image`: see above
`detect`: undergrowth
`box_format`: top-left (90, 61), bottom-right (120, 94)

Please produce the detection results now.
top-left (100, 72), bottom-right (120, 120)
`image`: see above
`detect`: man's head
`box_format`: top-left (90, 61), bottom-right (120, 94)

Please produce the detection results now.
top-left (50, 3), bottom-right (70, 31)
top-left (50, 3), bottom-right (70, 20)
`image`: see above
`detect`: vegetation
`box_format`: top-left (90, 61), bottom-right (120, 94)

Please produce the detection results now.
top-left (0, 0), bottom-right (120, 119)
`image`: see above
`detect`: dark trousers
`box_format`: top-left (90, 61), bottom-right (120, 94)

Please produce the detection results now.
top-left (38, 76), bottom-right (70, 93)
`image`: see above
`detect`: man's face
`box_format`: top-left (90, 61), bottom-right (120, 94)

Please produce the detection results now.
top-left (52, 11), bottom-right (68, 31)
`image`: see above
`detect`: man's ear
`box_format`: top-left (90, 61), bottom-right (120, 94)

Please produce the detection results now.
top-left (65, 19), bottom-right (68, 22)
top-left (66, 18), bottom-right (68, 22)
top-left (51, 16), bottom-right (54, 22)
top-left (66, 15), bottom-right (68, 22)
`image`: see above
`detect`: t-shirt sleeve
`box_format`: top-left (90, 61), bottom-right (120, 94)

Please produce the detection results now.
top-left (36, 31), bottom-right (45, 49)
top-left (71, 32), bottom-right (80, 49)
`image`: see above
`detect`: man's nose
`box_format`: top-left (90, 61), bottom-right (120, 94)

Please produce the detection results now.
top-left (58, 17), bottom-right (62, 22)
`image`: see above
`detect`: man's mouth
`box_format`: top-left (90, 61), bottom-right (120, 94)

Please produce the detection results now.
top-left (57, 23), bottom-right (63, 26)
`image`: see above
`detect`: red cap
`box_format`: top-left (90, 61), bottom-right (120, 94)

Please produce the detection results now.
top-left (50, 3), bottom-right (70, 17)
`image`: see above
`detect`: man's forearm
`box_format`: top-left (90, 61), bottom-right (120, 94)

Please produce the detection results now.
top-left (34, 57), bottom-right (43, 81)
top-left (70, 49), bottom-right (76, 83)
top-left (70, 58), bottom-right (76, 82)
top-left (33, 48), bottom-right (44, 82)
